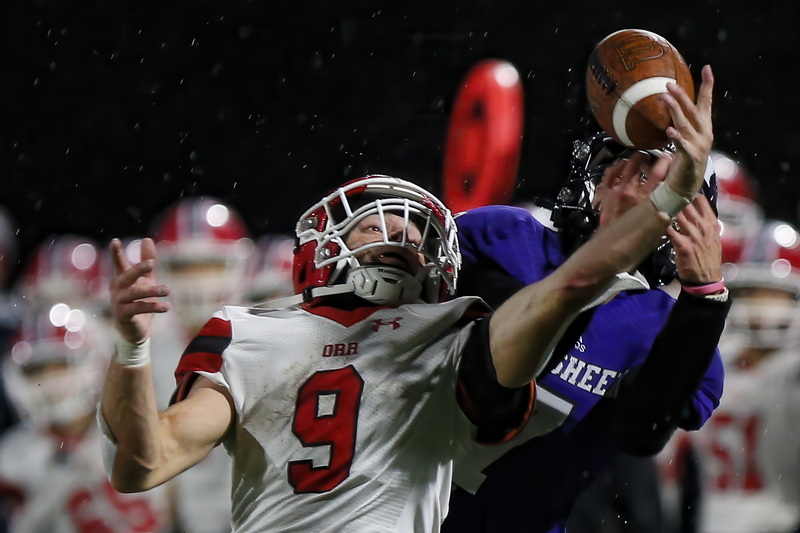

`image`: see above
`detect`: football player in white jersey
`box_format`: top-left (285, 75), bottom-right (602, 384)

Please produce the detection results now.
top-left (97, 69), bottom-right (714, 532)
top-left (0, 305), bottom-right (171, 532)
top-left (688, 219), bottom-right (800, 533)
top-left (147, 196), bottom-right (255, 533)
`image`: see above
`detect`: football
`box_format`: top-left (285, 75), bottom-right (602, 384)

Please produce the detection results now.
top-left (585, 29), bottom-right (694, 150)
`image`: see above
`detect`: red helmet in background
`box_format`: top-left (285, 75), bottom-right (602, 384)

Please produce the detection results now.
top-left (151, 196), bottom-right (254, 333)
top-left (3, 303), bottom-right (110, 428)
top-left (712, 150), bottom-right (759, 201)
top-left (722, 220), bottom-right (800, 350)
top-left (16, 235), bottom-right (107, 309)
top-left (712, 151), bottom-right (764, 264)
top-left (293, 175), bottom-right (460, 305)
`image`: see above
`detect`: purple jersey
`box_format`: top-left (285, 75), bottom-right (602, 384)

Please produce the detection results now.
top-left (444, 205), bottom-right (725, 533)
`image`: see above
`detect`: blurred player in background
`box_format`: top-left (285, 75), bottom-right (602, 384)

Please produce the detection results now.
top-left (0, 207), bottom-right (20, 431)
top-left (242, 234), bottom-right (295, 304)
top-left (13, 234), bottom-right (109, 315)
top-left (0, 207), bottom-right (19, 533)
top-left (0, 305), bottom-right (170, 532)
top-left (443, 98), bottom-right (728, 532)
top-left (687, 219), bottom-right (800, 533)
top-left (146, 195), bottom-right (254, 533)
top-left (712, 150), bottom-right (764, 265)
top-left (655, 152), bottom-right (767, 533)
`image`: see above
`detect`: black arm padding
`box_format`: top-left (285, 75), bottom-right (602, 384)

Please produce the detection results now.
top-left (611, 291), bottom-right (732, 456)
top-left (457, 317), bottom-right (531, 442)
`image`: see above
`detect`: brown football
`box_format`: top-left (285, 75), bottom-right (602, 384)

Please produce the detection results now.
top-left (585, 29), bottom-right (694, 150)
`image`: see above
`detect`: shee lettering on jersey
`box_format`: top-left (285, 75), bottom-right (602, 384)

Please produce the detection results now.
top-left (172, 297), bottom-right (534, 533)
top-left (447, 205), bottom-right (725, 533)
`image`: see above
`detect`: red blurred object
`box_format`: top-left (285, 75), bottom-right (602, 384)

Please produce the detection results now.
top-left (712, 151), bottom-right (764, 264)
top-left (442, 59), bottom-right (524, 212)
top-left (712, 150), bottom-right (759, 202)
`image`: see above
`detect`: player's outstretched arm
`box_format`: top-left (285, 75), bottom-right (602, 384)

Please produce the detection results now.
top-left (99, 238), bottom-right (232, 493)
top-left (611, 195), bottom-right (729, 455)
top-left (488, 66), bottom-right (715, 388)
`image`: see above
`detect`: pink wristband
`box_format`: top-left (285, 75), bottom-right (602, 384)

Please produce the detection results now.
top-left (681, 279), bottom-right (726, 296)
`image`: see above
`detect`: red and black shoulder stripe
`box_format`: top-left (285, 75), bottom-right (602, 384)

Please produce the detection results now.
top-left (172, 317), bottom-right (232, 403)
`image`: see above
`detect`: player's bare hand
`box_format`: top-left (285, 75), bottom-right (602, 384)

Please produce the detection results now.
top-left (108, 237), bottom-right (170, 344)
top-left (663, 65), bottom-right (714, 198)
top-left (667, 195), bottom-right (722, 283)
top-left (597, 151), bottom-right (671, 228)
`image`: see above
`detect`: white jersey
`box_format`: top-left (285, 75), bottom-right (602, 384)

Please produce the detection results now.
top-left (149, 313), bottom-right (234, 533)
top-left (0, 422), bottom-right (170, 533)
top-left (690, 351), bottom-right (800, 533)
top-left (175, 297), bottom-right (508, 533)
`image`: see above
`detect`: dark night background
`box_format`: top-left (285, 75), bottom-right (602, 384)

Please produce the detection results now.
top-left (2, 1), bottom-right (799, 283)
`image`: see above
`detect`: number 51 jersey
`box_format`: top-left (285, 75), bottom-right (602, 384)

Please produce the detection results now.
top-left (173, 297), bottom-right (520, 533)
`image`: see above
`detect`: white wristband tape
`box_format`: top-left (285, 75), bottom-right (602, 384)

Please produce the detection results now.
top-left (649, 182), bottom-right (693, 219)
top-left (115, 337), bottom-right (151, 367)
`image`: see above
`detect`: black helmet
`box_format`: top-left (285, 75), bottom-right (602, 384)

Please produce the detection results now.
top-left (535, 132), bottom-right (717, 288)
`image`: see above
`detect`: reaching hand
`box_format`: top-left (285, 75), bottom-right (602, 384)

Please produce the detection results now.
top-left (108, 237), bottom-right (171, 345)
top-left (662, 65), bottom-right (715, 198)
top-left (596, 151), bottom-right (672, 229)
top-left (667, 195), bottom-right (722, 283)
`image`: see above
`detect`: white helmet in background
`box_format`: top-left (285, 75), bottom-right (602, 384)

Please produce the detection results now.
top-left (3, 304), bottom-right (111, 428)
top-left (722, 220), bottom-right (800, 351)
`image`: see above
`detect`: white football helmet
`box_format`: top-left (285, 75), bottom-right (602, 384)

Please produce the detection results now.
top-left (3, 304), bottom-right (111, 428)
top-left (722, 220), bottom-right (800, 351)
top-left (151, 196), bottom-right (254, 334)
top-left (291, 175), bottom-right (460, 306)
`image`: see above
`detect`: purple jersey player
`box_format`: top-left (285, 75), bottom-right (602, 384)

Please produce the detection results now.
top-left (444, 133), bottom-right (729, 533)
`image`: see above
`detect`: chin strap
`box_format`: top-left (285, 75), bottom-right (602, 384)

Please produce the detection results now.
top-left (252, 282), bottom-right (358, 309)
top-left (253, 264), bottom-right (431, 310)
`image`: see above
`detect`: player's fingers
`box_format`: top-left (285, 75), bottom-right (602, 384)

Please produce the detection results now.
top-left (666, 225), bottom-right (691, 250)
top-left (691, 194), bottom-right (716, 219)
top-left (115, 259), bottom-right (157, 289)
top-left (115, 283), bottom-right (170, 305)
top-left (695, 65), bottom-right (714, 117)
top-left (139, 238), bottom-right (158, 280)
top-left (674, 203), bottom-right (698, 227)
top-left (648, 152), bottom-right (672, 185)
top-left (664, 86), bottom-right (696, 137)
top-left (117, 300), bottom-right (171, 319)
top-left (616, 158), bottom-right (641, 188)
top-left (109, 238), bottom-right (132, 275)
top-left (140, 237), bottom-right (157, 262)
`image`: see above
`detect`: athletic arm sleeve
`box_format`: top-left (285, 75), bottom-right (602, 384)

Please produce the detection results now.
top-left (611, 290), bottom-right (731, 456)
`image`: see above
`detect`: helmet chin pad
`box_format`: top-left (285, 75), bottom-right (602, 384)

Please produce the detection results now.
top-left (346, 264), bottom-right (430, 305)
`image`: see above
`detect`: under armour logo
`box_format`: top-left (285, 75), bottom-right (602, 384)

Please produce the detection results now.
top-left (371, 317), bottom-right (403, 331)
